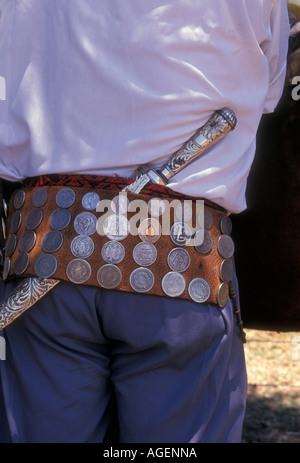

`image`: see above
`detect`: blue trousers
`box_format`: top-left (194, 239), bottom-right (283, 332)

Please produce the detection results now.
top-left (0, 272), bottom-right (247, 443)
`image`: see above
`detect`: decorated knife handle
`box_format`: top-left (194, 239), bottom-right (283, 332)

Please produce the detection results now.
top-left (159, 108), bottom-right (236, 181)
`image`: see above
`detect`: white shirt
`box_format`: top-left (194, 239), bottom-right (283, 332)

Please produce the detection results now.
top-left (0, 0), bottom-right (290, 213)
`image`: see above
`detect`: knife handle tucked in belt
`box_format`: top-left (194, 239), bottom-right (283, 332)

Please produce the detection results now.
top-left (125, 108), bottom-right (237, 193)
top-left (160, 108), bottom-right (236, 181)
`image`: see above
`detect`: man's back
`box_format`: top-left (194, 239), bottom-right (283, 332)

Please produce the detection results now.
top-left (0, 0), bottom-right (289, 212)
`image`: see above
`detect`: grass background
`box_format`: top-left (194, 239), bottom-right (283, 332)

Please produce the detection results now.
top-left (242, 329), bottom-right (300, 443)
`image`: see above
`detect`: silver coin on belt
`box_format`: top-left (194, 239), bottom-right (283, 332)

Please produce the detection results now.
top-left (111, 195), bottom-right (130, 214)
top-left (197, 208), bottom-right (213, 230)
top-left (10, 211), bottom-right (22, 234)
top-left (97, 264), bottom-right (122, 289)
top-left (5, 234), bottom-right (18, 256)
top-left (220, 259), bottom-right (233, 283)
top-left (34, 254), bottom-right (58, 278)
top-left (66, 258), bottom-right (92, 284)
top-left (32, 188), bottom-right (48, 208)
top-left (25, 208), bottom-right (43, 230)
top-left (188, 277), bottom-right (211, 303)
top-left (50, 208), bottom-right (71, 230)
top-left (167, 247), bottom-right (190, 273)
top-left (82, 192), bottom-right (100, 211)
top-left (217, 282), bottom-right (229, 307)
top-left (56, 187), bottom-right (76, 208)
top-left (170, 222), bottom-right (192, 246)
top-left (70, 235), bottom-right (94, 258)
top-left (133, 242), bottom-right (157, 267)
top-left (14, 252), bottom-right (30, 276)
top-left (2, 256), bottom-right (11, 280)
top-left (19, 230), bottom-right (36, 253)
top-left (218, 234), bottom-right (235, 259)
top-left (103, 214), bottom-right (130, 241)
top-left (194, 229), bottom-right (213, 254)
top-left (42, 230), bottom-right (64, 253)
top-left (130, 267), bottom-right (155, 293)
top-left (220, 215), bottom-right (232, 235)
top-left (101, 240), bottom-right (125, 264)
top-left (162, 271), bottom-right (186, 297)
top-left (138, 218), bottom-right (161, 243)
top-left (74, 211), bottom-right (98, 236)
top-left (13, 190), bottom-right (26, 210)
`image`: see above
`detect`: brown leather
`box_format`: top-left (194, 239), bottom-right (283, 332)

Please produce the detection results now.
top-left (5, 185), bottom-right (232, 306)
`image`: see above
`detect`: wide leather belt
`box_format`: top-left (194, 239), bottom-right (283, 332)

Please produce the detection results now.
top-left (2, 177), bottom-right (235, 307)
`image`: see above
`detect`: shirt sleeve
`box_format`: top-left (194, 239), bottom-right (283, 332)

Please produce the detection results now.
top-left (262, 0), bottom-right (290, 113)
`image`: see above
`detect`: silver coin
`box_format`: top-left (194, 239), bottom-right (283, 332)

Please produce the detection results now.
top-left (111, 194), bottom-right (130, 214)
top-left (50, 208), bottom-right (71, 230)
top-left (10, 211), bottom-right (22, 234)
top-left (218, 234), bottom-right (235, 259)
top-left (34, 254), bottom-right (58, 278)
top-left (74, 212), bottom-right (97, 236)
top-left (5, 234), bottom-right (17, 257)
top-left (217, 282), bottom-right (229, 307)
top-left (82, 192), bottom-right (100, 211)
top-left (138, 218), bottom-right (161, 243)
top-left (32, 188), bottom-right (48, 207)
top-left (1, 217), bottom-right (6, 241)
top-left (14, 251), bottom-right (29, 276)
top-left (167, 248), bottom-right (190, 273)
top-left (66, 258), bottom-right (91, 284)
top-left (101, 240), bottom-right (125, 264)
top-left (2, 256), bottom-right (10, 280)
top-left (19, 230), bottom-right (36, 253)
top-left (56, 188), bottom-right (76, 208)
top-left (70, 235), bottom-right (94, 258)
top-left (175, 202), bottom-right (193, 222)
top-left (133, 242), bottom-right (157, 267)
top-left (42, 230), bottom-right (63, 253)
top-left (220, 259), bottom-right (233, 283)
top-left (170, 222), bottom-right (192, 246)
top-left (97, 264), bottom-right (122, 289)
top-left (103, 214), bottom-right (130, 241)
top-left (197, 208), bottom-right (213, 230)
top-left (220, 215), bottom-right (232, 235)
top-left (188, 278), bottom-right (211, 303)
top-left (129, 267), bottom-right (155, 293)
top-left (194, 230), bottom-right (213, 254)
top-left (161, 272), bottom-right (186, 297)
top-left (13, 190), bottom-right (26, 209)
top-left (147, 198), bottom-right (166, 217)
top-left (3, 199), bottom-right (8, 218)
top-left (25, 208), bottom-right (43, 230)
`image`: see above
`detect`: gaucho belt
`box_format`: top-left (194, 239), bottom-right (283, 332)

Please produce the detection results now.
top-left (3, 175), bottom-right (234, 308)
top-left (0, 109), bottom-right (246, 342)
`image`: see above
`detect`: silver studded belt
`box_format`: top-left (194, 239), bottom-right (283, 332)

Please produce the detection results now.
top-left (3, 180), bottom-right (235, 308)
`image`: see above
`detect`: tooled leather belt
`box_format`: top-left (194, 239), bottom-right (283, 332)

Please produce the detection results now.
top-left (3, 175), bottom-right (235, 308)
